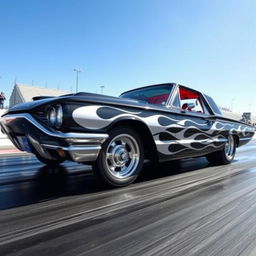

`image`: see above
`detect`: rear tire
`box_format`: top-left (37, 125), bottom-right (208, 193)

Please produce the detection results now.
top-left (206, 135), bottom-right (236, 165)
top-left (93, 127), bottom-right (144, 187)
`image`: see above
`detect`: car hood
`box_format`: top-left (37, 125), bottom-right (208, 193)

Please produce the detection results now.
top-left (66, 92), bottom-right (149, 108)
top-left (2, 92), bottom-right (164, 115)
top-left (2, 92), bottom-right (255, 129)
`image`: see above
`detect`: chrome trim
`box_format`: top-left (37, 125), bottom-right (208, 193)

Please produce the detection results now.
top-left (1, 113), bottom-right (109, 162)
top-left (1, 113), bottom-right (108, 142)
top-left (155, 138), bottom-right (227, 145)
top-left (42, 144), bottom-right (101, 162)
top-left (167, 84), bottom-right (180, 108)
top-left (42, 144), bottom-right (100, 150)
top-left (239, 137), bottom-right (252, 141)
top-left (165, 83), bottom-right (177, 107)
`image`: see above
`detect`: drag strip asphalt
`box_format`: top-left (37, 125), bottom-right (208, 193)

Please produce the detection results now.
top-left (0, 140), bottom-right (256, 255)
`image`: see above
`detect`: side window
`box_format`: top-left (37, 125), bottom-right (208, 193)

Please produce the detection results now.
top-left (204, 95), bottom-right (222, 115)
top-left (178, 87), bottom-right (209, 114)
top-left (172, 92), bottom-right (180, 108)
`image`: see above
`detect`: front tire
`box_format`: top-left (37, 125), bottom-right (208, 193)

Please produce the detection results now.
top-left (206, 135), bottom-right (236, 164)
top-left (93, 127), bottom-right (144, 187)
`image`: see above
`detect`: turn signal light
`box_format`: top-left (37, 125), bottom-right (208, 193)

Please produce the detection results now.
top-left (57, 148), bottom-right (66, 157)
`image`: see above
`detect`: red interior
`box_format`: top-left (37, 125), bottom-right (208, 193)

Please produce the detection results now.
top-left (148, 93), bottom-right (169, 105)
top-left (179, 88), bottom-right (199, 99)
top-left (148, 88), bottom-right (199, 105)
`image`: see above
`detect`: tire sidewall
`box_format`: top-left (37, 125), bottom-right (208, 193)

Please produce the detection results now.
top-left (95, 127), bottom-right (144, 187)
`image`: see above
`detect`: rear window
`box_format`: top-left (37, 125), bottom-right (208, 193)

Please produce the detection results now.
top-left (204, 94), bottom-right (222, 115)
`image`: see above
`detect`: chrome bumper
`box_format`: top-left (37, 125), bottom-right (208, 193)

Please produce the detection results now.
top-left (41, 144), bottom-right (102, 162)
top-left (0, 113), bottom-right (109, 162)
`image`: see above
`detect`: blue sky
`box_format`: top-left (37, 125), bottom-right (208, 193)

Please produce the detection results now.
top-left (0, 0), bottom-right (255, 114)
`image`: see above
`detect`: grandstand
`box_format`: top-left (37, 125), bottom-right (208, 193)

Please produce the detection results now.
top-left (9, 84), bottom-right (69, 107)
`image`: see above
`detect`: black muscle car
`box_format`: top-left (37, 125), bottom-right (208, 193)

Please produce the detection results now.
top-left (1, 83), bottom-right (255, 187)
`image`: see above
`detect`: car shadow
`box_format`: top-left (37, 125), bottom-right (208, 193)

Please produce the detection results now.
top-left (137, 157), bottom-right (210, 182)
top-left (0, 156), bottom-right (217, 210)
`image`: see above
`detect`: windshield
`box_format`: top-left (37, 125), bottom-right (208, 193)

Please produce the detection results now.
top-left (120, 84), bottom-right (173, 106)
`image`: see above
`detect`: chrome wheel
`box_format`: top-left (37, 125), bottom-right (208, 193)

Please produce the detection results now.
top-left (224, 135), bottom-right (235, 161)
top-left (206, 135), bottom-right (236, 165)
top-left (105, 134), bottom-right (140, 179)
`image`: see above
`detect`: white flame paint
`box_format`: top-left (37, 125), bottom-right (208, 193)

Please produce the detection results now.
top-left (72, 105), bottom-right (254, 155)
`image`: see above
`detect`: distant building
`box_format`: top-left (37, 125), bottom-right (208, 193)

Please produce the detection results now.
top-left (221, 108), bottom-right (256, 124)
top-left (9, 84), bottom-right (69, 107)
top-left (221, 110), bottom-right (242, 121)
top-left (220, 106), bottom-right (232, 112)
top-left (241, 112), bottom-right (252, 124)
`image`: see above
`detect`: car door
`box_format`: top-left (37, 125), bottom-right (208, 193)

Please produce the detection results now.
top-left (161, 86), bottom-right (221, 160)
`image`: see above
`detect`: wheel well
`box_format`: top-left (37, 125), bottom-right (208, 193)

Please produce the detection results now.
top-left (108, 120), bottom-right (158, 162)
top-left (233, 134), bottom-right (239, 147)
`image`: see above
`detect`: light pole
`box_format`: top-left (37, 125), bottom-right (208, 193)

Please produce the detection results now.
top-left (74, 68), bottom-right (82, 93)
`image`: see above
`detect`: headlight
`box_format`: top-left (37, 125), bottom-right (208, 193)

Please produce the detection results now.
top-left (48, 107), bottom-right (57, 127)
top-left (47, 105), bottom-right (63, 128)
top-left (55, 104), bottom-right (63, 128)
